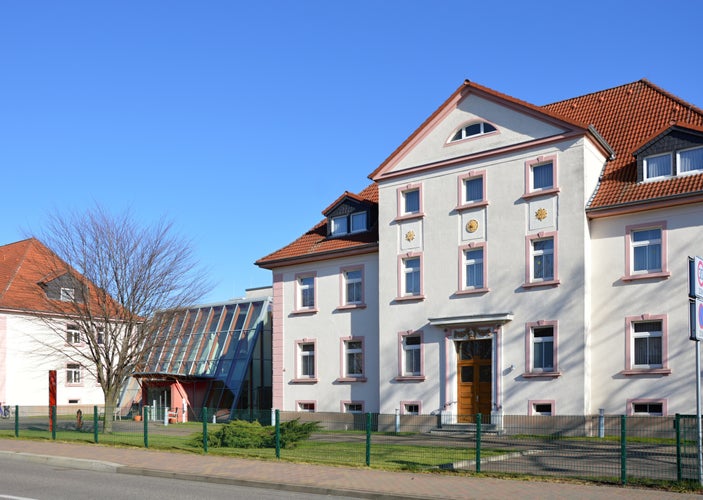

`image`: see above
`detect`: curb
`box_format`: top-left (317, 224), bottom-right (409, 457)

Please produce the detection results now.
top-left (0, 450), bottom-right (121, 473)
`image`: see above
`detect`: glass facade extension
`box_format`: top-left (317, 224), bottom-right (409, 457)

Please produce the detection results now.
top-left (135, 295), bottom-right (272, 417)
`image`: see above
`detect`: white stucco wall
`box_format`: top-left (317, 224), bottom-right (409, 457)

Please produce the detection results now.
top-left (0, 313), bottom-right (105, 406)
top-left (391, 94), bottom-right (566, 173)
top-left (277, 253), bottom-right (380, 412)
top-left (377, 136), bottom-right (603, 416)
top-left (590, 202), bottom-right (703, 414)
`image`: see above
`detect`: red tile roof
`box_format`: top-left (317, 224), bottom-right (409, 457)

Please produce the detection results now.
top-left (256, 183), bottom-right (378, 268)
top-left (542, 79), bottom-right (703, 212)
top-left (0, 237), bottom-right (118, 315)
top-left (0, 238), bottom-right (68, 312)
top-left (258, 79), bottom-right (703, 266)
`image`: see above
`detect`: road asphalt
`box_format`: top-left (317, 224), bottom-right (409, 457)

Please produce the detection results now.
top-left (0, 438), bottom-right (700, 499)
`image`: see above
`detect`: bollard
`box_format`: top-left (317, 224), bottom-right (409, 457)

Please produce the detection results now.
top-left (395, 408), bottom-right (400, 434)
top-left (93, 406), bottom-right (99, 443)
top-left (598, 408), bottom-right (605, 438)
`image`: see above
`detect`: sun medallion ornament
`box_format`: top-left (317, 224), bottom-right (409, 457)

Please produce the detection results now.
top-left (465, 219), bottom-right (479, 233)
top-left (405, 230), bottom-right (415, 242)
top-left (535, 208), bottom-right (548, 221)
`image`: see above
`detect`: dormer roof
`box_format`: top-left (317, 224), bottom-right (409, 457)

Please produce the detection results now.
top-left (256, 183), bottom-right (378, 269)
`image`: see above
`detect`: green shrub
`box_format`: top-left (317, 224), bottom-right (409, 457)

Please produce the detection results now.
top-left (190, 418), bottom-right (321, 449)
top-left (271, 418), bottom-right (321, 449)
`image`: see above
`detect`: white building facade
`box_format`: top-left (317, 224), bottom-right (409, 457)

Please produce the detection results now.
top-left (257, 79), bottom-right (703, 419)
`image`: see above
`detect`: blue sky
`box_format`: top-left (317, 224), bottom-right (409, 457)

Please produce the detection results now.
top-left (2, 2), bottom-right (702, 303)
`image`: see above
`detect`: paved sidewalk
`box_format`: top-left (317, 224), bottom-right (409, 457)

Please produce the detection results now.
top-left (0, 438), bottom-right (699, 499)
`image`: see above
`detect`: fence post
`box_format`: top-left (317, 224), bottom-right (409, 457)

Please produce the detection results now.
top-left (676, 414), bottom-right (682, 482)
top-left (14, 405), bottom-right (18, 437)
top-left (143, 407), bottom-right (149, 448)
top-left (93, 406), bottom-right (99, 443)
top-left (476, 413), bottom-right (482, 473)
top-left (202, 407), bottom-right (208, 453)
top-left (51, 406), bottom-right (56, 440)
top-left (620, 415), bottom-right (627, 485)
top-left (365, 412), bottom-right (372, 466)
top-left (275, 409), bottom-right (281, 459)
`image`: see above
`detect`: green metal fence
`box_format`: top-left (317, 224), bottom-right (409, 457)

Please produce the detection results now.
top-left (0, 407), bottom-right (701, 487)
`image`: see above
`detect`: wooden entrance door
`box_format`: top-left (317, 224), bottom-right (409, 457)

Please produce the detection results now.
top-left (457, 338), bottom-right (492, 423)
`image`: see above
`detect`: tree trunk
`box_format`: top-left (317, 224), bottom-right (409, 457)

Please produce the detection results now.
top-left (102, 388), bottom-right (118, 433)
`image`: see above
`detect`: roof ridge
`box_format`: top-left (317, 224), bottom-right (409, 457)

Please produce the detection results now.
top-left (638, 78), bottom-right (703, 118)
top-left (542, 79), bottom-right (645, 108)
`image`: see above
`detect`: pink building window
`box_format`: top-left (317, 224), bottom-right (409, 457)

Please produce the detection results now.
top-left (523, 154), bottom-right (559, 199)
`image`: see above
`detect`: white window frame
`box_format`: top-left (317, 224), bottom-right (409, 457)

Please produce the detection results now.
top-left (396, 330), bottom-right (424, 380)
top-left (628, 399), bottom-right (666, 416)
top-left (66, 363), bottom-right (82, 385)
top-left (66, 324), bottom-right (81, 345)
top-left (456, 170), bottom-right (488, 211)
top-left (623, 222), bottom-right (669, 281)
top-left (448, 121), bottom-right (497, 143)
top-left (528, 400), bottom-right (555, 416)
top-left (458, 243), bottom-right (487, 294)
top-left (524, 232), bottom-right (559, 287)
top-left (342, 401), bottom-right (364, 413)
top-left (397, 253), bottom-right (423, 300)
top-left (401, 401), bottom-right (421, 415)
top-left (349, 212), bottom-right (367, 233)
top-left (523, 155), bottom-right (559, 198)
top-left (643, 152), bottom-right (673, 180)
top-left (60, 287), bottom-right (75, 302)
top-left (624, 314), bottom-right (670, 375)
top-left (339, 265), bottom-right (364, 308)
top-left (338, 336), bottom-right (366, 382)
top-left (330, 215), bottom-right (348, 236)
top-left (524, 320), bottom-right (559, 378)
top-left (294, 272), bottom-right (317, 313)
top-left (294, 339), bottom-right (317, 382)
top-left (396, 183), bottom-right (423, 220)
top-left (330, 211), bottom-right (367, 237)
top-left (296, 401), bottom-right (316, 412)
top-left (677, 145), bottom-right (703, 174)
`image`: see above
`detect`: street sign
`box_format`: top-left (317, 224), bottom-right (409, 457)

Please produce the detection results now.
top-left (698, 299), bottom-right (703, 341)
top-left (697, 257), bottom-right (703, 299)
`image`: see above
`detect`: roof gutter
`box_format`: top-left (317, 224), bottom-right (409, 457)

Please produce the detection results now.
top-left (255, 242), bottom-right (379, 270)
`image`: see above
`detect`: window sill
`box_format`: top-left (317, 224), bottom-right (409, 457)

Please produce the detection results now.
top-left (456, 200), bottom-right (489, 212)
top-left (66, 383), bottom-right (85, 387)
top-left (454, 287), bottom-right (489, 296)
top-left (394, 212), bottom-right (425, 223)
top-left (336, 304), bottom-right (367, 311)
top-left (522, 279), bottom-right (560, 289)
top-left (291, 308), bottom-right (318, 316)
top-left (394, 375), bottom-right (426, 382)
top-left (620, 368), bottom-right (671, 376)
top-left (291, 378), bottom-right (318, 384)
top-left (522, 371), bottom-right (561, 378)
top-left (621, 271), bottom-right (671, 282)
top-left (394, 295), bottom-right (425, 303)
top-left (335, 377), bottom-right (367, 383)
top-left (521, 187), bottom-right (560, 200)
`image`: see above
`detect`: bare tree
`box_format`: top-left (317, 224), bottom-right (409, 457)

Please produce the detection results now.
top-left (33, 206), bottom-right (211, 432)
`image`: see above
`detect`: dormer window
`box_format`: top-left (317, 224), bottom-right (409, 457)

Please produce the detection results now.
top-left (449, 122), bottom-right (497, 143)
top-left (636, 126), bottom-right (703, 182)
top-left (678, 146), bottom-right (703, 174)
top-left (644, 153), bottom-right (673, 180)
top-left (329, 211), bottom-right (367, 237)
top-left (60, 287), bottom-right (75, 302)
